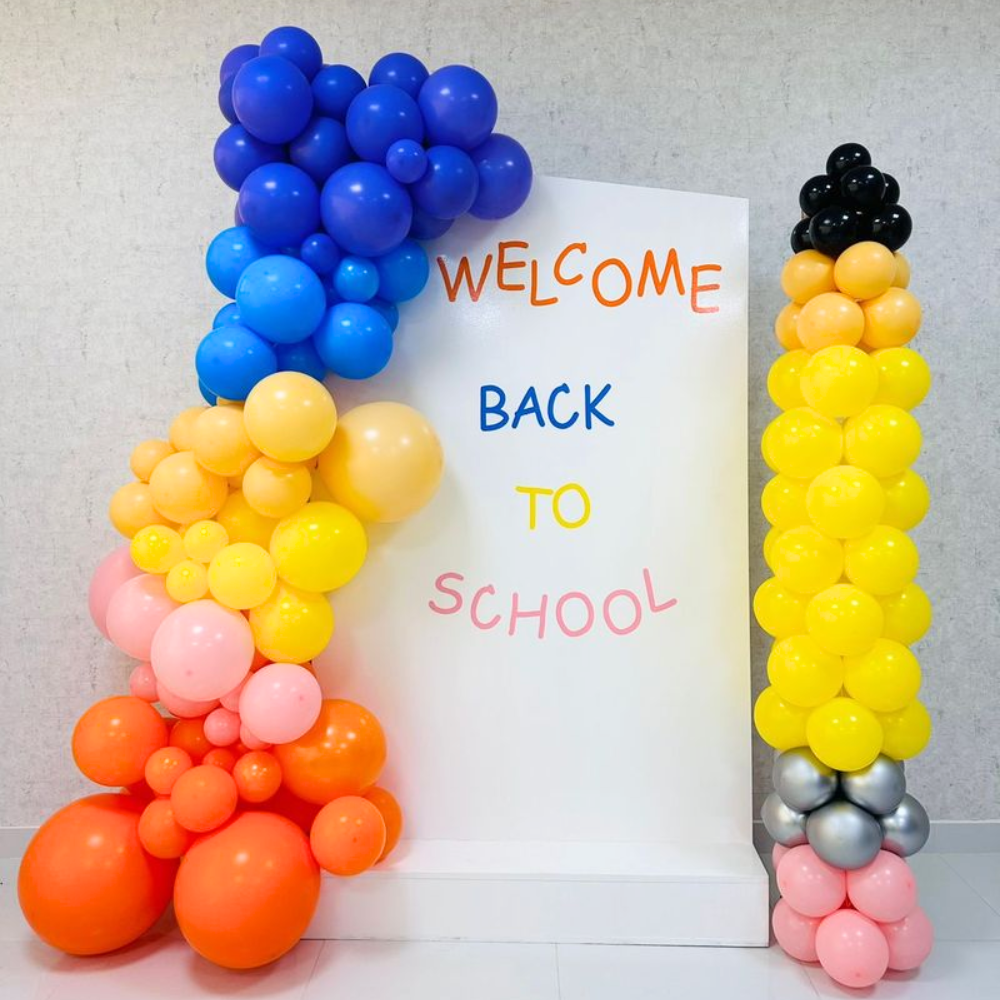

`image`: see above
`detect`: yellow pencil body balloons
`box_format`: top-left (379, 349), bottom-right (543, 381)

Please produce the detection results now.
top-left (806, 465), bottom-right (884, 539)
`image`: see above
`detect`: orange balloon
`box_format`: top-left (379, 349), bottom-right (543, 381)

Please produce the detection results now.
top-left (234, 751), bottom-right (283, 803)
top-left (144, 746), bottom-right (193, 796)
top-left (169, 718), bottom-right (211, 762)
top-left (203, 747), bottom-right (238, 771)
top-left (138, 797), bottom-right (195, 859)
top-left (18, 794), bottom-right (176, 955)
top-left (174, 811), bottom-right (320, 969)
top-left (310, 796), bottom-right (386, 876)
top-left (258, 784), bottom-right (322, 832)
top-left (171, 765), bottom-right (238, 833)
top-left (123, 779), bottom-right (157, 804)
top-left (274, 699), bottom-right (387, 805)
top-left (72, 696), bottom-right (169, 787)
top-left (364, 786), bottom-right (403, 861)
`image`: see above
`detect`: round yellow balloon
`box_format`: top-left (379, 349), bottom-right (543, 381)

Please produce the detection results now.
top-left (774, 302), bottom-right (804, 351)
top-left (762, 475), bottom-right (809, 530)
top-left (807, 697), bottom-right (883, 771)
top-left (780, 250), bottom-right (836, 305)
top-left (242, 457), bottom-right (312, 519)
top-left (165, 559), bottom-right (209, 603)
top-left (882, 469), bottom-right (931, 531)
top-left (767, 635), bottom-right (845, 708)
top-left (243, 372), bottom-right (337, 463)
top-left (149, 451), bottom-right (228, 524)
top-left (269, 502), bottom-right (367, 593)
top-left (771, 525), bottom-right (844, 595)
top-left (754, 686), bottom-right (810, 751)
top-left (878, 700), bottom-right (931, 760)
top-left (843, 525), bottom-right (919, 596)
top-left (763, 526), bottom-right (781, 572)
top-left (753, 578), bottom-right (809, 639)
top-left (216, 490), bottom-right (279, 550)
top-left (844, 638), bottom-right (921, 713)
top-left (131, 525), bottom-right (184, 574)
top-left (761, 408), bottom-right (842, 480)
top-left (109, 482), bottom-right (170, 538)
top-left (833, 241), bottom-right (897, 300)
top-left (806, 465), bottom-right (885, 539)
top-left (843, 405), bottom-right (922, 478)
top-left (871, 347), bottom-right (931, 411)
top-left (767, 349), bottom-right (808, 411)
top-left (169, 406), bottom-right (208, 451)
top-left (182, 520), bottom-right (230, 563)
top-left (249, 582), bottom-right (334, 663)
top-left (130, 439), bottom-right (174, 483)
top-left (800, 345), bottom-right (878, 418)
top-left (806, 583), bottom-right (884, 656)
top-left (192, 405), bottom-right (259, 477)
top-left (879, 583), bottom-right (932, 646)
top-left (797, 292), bottom-right (865, 352)
top-left (860, 288), bottom-right (922, 350)
top-left (892, 252), bottom-right (910, 289)
top-left (208, 542), bottom-right (277, 610)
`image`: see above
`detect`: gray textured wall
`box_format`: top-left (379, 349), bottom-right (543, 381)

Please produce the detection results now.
top-left (0, 0), bottom-right (997, 827)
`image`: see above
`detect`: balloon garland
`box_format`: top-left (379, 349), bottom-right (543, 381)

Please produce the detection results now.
top-left (756, 143), bottom-right (933, 988)
top-left (18, 27), bottom-right (531, 970)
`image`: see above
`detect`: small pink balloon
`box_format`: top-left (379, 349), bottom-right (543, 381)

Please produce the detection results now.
top-left (777, 845), bottom-right (847, 918)
top-left (880, 905), bottom-right (934, 971)
top-left (150, 599), bottom-right (253, 701)
top-left (847, 850), bottom-right (918, 923)
top-left (106, 574), bottom-right (179, 660)
top-left (239, 724), bottom-right (272, 751)
top-left (156, 680), bottom-right (218, 719)
top-left (204, 707), bottom-right (242, 746)
top-left (89, 546), bottom-right (142, 639)
top-left (772, 898), bottom-right (821, 962)
top-left (239, 662), bottom-right (322, 745)
top-left (815, 909), bottom-right (889, 988)
top-left (220, 677), bottom-right (249, 712)
top-left (772, 843), bottom-right (789, 869)
top-left (129, 663), bottom-right (158, 702)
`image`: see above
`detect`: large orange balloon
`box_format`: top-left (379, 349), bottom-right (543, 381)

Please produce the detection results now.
top-left (274, 699), bottom-right (386, 805)
top-left (174, 811), bottom-right (320, 969)
top-left (72, 696), bottom-right (169, 786)
top-left (18, 794), bottom-right (176, 955)
top-left (310, 796), bottom-right (386, 876)
top-left (365, 785), bottom-right (403, 861)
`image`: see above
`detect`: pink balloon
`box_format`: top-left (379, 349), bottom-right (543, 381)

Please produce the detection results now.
top-left (204, 707), bottom-right (242, 746)
top-left (772, 843), bottom-right (789, 869)
top-left (88, 546), bottom-right (142, 639)
top-left (239, 724), bottom-right (272, 751)
top-left (239, 662), bottom-right (322, 745)
top-left (220, 677), bottom-right (249, 712)
top-left (815, 909), bottom-right (889, 988)
top-left (847, 850), bottom-right (918, 923)
top-left (156, 680), bottom-right (219, 719)
top-left (880, 905), bottom-right (934, 971)
top-left (150, 599), bottom-right (253, 701)
top-left (106, 574), bottom-right (179, 660)
top-left (772, 898), bottom-right (821, 962)
top-left (129, 663), bottom-right (158, 702)
top-left (777, 845), bottom-right (847, 918)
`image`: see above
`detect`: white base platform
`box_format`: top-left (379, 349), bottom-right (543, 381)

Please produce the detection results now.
top-left (305, 840), bottom-right (770, 946)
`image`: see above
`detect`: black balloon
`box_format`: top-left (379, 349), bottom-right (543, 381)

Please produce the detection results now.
top-left (791, 218), bottom-right (813, 253)
top-left (852, 208), bottom-right (872, 241)
top-left (827, 142), bottom-right (871, 179)
top-left (841, 165), bottom-right (886, 209)
top-left (883, 173), bottom-right (900, 205)
top-left (799, 175), bottom-right (838, 216)
top-left (809, 205), bottom-right (861, 257)
top-left (870, 204), bottom-right (912, 251)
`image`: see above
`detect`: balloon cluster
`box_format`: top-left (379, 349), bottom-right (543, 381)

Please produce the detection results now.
top-left (756, 150), bottom-right (933, 987)
top-left (203, 27), bottom-right (533, 393)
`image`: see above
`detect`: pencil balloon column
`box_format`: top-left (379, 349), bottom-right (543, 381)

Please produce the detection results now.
top-left (18, 27), bottom-right (531, 970)
top-left (755, 143), bottom-right (932, 988)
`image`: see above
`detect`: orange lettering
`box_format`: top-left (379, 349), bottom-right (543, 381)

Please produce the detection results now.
top-left (530, 259), bottom-right (558, 306)
top-left (691, 264), bottom-right (722, 314)
top-left (638, 248), bottom-right (685, 297)
top-left (554, 242), bottom-right (587, 285)
top-left (497, 241), bottom-right (528, 291)
top-left (592, 258), bottom-right (632, 308)
top-left (437, 254), bottom-right (494, 303)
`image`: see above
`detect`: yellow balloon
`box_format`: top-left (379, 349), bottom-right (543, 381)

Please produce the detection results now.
top-left (165, 559), bottom-right (209, 603)
top-left (131, 525), bottom-right (184, 574)
top-left (243, 372), bottom-right (337, 463)
top-left (149, 451), bottom-right (228, 523)
top-left (270, 502), bottom-right (367, 593)
top-left (761, 408), bottom-right (842, 480)
top-left (767, 635), bottom-right (844, 708)
top-left (878, 700), bottom-right (932, 760)
top-left (130, 439), bottom-right (174, 483)
top-left (249, 582), bottom-right (334, 663)
top-left (208, 542), bottom-right (277, 610)
top-left (192, 405), bottom-right (260, 477)
top-left (806, 465), bottom-right (885, 539)
top-left (892, 252), bottom-right (910, 289)
top-left (109, 482), bottom-right (170, 538)
top-left (774, 302), bottom-right (803, 351)
top-left (754, 578), bottom-right (809, 639)
top-left (880, 470), bottom-right (930, 531)
top-left (843, 405), bottom-right (922, 478)
top-left (762, 475), bottom-right (810, 530)
top-left (843, 525), bottom-right (919, 596)
top-left (871, 348), bottom-right (931, 410)
top-left (183, 520), bottom-right (230, 563)
top-left (797, 292), bottom-right (865, 352)
top-left (767, 349), bottom-right (809, 411)
top-left (807, 696), bottom-right (883, 771)
top-left (771, 526), bottom-right (844, 595)
top-left (800, 345), bottom-right (877, 418)
top-left (860, 288), bottom-right (922, 350)
top-left (806, 583), bottom-right (884, 656)
top-left (169, 406), bottom-right (208, 451)
top-left (242, 457), bottom-right (312, 519)
top-left (879, 583), bottom-right (932, 646)
top-left (844, 638), bottom-right (921, 713)
top-left (780, 250), bottom-right (836, 305)
top-left (216, 490), bottom-right (279, 550)
top-left (754, 686), bottom-right (810, 751)
top-left (763, 526), bottom-right (782, 572)
top-left (833, 241), bottom-right (897, 300)
top-left (318, 402), bottom-right (444, 523)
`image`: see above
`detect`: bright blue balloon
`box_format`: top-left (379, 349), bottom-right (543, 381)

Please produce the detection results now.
top-left (369, 52), bottom-right (428, 98)
top-left (218, 76), bottom-right (238, 124)
top-left (289, 116), bottom-right (352, 184)
top-left (418, 65), bottom-right (497, 150)
top-left (220, 44), bottom-right (259, 84)
top-left (196, 324), bottom-right (277, 400)
top-left (312, 64), bottom-right (366, 120)
top-left (259, 26), bottom-right (323, 80)
top-left (345, 84), bottom-right (424, 163)
top-left (300, 233), bottom-right (341, 275)
top-left (386, 139), bottom-right (427, 183)
top-left (334, 256), bottom-right (380, 302)
top-left (214, 124), bottom-right (285, 192)
top-left (213, 302), bottom-right (241, 328)
top-left (408, 206), bottom-right (453, 240)
top-left (276, 339), bottom-right (327, 381)
top-left (206, 226), bottom-right (269, 298)
top-left (375, 239), bottom-right (429, 302)
top-left (321, 162), bottom-right (413, 257)
top-left (369, 297), bottom-right (399, 333)
top-left (470, 134), bottom-right (533, 220)
top-left (313, 302), bottom-right (393, 379)
top-left (232, 56), bottom-right (313, 144)
top-left (235, 255), bottom-right (326, 344)
top-left (411, 145), bottom-right (479, 220)
top-left (239, 162), bottom-right (320, 247)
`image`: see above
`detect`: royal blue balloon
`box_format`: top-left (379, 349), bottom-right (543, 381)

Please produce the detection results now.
top-left (300, 233), bottom-right (341, 275)
top-left (239, 162), bottom-right (320, 247)
top-left (276, 339), bottom-right (327, 381)
top-left (375, 239), bottom-right (429, 302)
top-left (235, 255), bottom-right (326, 344)
top-left (199, 379), bottom-right (219, 405)
top-left (411, 145), bottom-right (479, 220)
top-left (206, 226), bottom-right (269, 298)
top-left (345, 84), bottom-right (424, 163)
top-left (320, 273), bottom-right (340, 306)
top-left (334, 256), bottom-right (380, 303)
top-left (312, 64), bottom-right (366, 120)
top-left (321, 162), bottom-right (413, 257)
top-left (418, 65), bottom-right (497, 150)
top-left (260, 26), bottom-right (323, 80)
top-left (214, 124), bottom-right (285, 192)
top-left (368, 297), bottom-right (399, 333)
top-left (196, 324), bottom-right (278, 400)
top-left (386, 139), bottom-right (427, 183)
top-left (470, 133), bottom-right (533, 220)
top-left (232, 56), bottom-right (313, 144)
top-left (213, 302), bottom-right (242, 328)
top-left (408, 206), bottom-right (453, 240)
top-left (220, 44), bottom-right (259, 84)
top-left (369, 52), bottom-right (428, 99)
top-left (218, 76), bottom-right (238, 124)
top-left (289, 116), bottom-right (352, 184)
top-left (313, 302), bottom-right (393, 379)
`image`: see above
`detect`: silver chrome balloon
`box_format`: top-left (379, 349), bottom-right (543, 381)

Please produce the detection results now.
top-left (880, 793), bottom-right (931, 857)
top-left (772, 747), bottom-right (838, 813)
top-left (841, 754), bottom-right (907, 816)
top-left (761, 791), bottom-right (808, 847)
top-left (806, 800), bottom-right (883, 870)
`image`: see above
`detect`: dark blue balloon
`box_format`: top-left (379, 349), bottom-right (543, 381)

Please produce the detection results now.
top-left (321, 162), bottom-right (413, 257)
top-left (213, 302), bottom-right (241, 328)
top-left (369, 52), bottom-right (428, 99)
top-left (218, 76), bottom-right (238, 124)
top-left (239, 162), bottom-right (320, 247)
top-left (259, 26), bottom-right (323, 80)
top-left (232, 56), bottom-right (313, 144)
top-left (289, 116), bottom-right (352, 184)
top-left (419, 65), bottom-right (497, 150)
top-left (220, 44), bottom-right (259, 84)
top-left (206, 226), bottom-right (269, 298)
top-left (345, 84), bottom-right (424, 163)
top-left (386, 139), bottom-right (427, 183)
top-left (375, 239), bottom-right (429, 302)
top-left (199, 379), bottom-right (219, 405)
top-left (312, 63), bottom-right (366, 120)
top-left (313, 302), bottom-right (393, 379)
top-left (320, 273), bottom-right (341, 306)
top-left (276, 338), bottom-right (327, 381)
top-left (214, 124), bottom-right (285, 192)
top-left (408, 206), bottom-right (453, 240)
top-left (334, 256), bottom-right (380, 302)
top-left (196, 324), bottom-right (278, 400)
top-left (368, 297), bottom-right (399, 333)
top-left (236, 255), bottom-right (327, 344)
top-left (411, 145), bottom-right (479, 220)
top-left (470, 134), bottom-right (533, 219)
top-left (300, 233), bottom-right (341, 275)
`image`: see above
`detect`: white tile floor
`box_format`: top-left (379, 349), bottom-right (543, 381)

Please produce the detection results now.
top-left (2, 854), bottom-right (999, 999)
